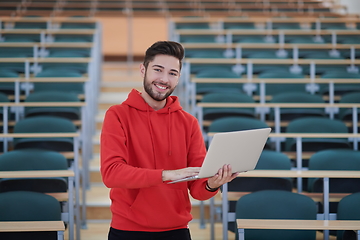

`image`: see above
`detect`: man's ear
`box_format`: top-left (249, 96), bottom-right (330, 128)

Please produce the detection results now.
top-left (140, 64), bottom-right (145, 77)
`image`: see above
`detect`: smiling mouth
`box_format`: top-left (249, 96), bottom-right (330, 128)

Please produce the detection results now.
top-left (154, 83), bottom-right (168, 90)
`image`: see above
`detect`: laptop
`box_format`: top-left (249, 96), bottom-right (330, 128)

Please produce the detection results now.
top-left (168, 127), bottom-right (271, 184)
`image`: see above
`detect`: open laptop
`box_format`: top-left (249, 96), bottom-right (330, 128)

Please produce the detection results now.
top-left (168, 127), bottom-right (271, 184)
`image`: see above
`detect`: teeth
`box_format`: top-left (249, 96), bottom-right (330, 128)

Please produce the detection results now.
top-left (156, 84), bottom-right (167, 90)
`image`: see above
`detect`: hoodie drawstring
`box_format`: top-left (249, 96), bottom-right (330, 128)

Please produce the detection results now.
top-left (168, 107), bottom-right (172, 156)
top-left (147, 107), bottom-right (157, 167)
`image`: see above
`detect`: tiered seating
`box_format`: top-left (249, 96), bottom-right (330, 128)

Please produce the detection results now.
top-left (0, 0), bottom-right (348, 18)
top-left (171, 10), bottom-right (360, 240)
top-left (0, 16), bottom-right (101, 240)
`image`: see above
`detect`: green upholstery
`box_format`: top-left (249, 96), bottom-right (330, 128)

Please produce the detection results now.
top-left (320, 71), bottom-right (360, 96)
top-left (269, 92), bottom-right (326, 121)
top-left (186, 49), bottom-right (225, 58)
top-left (60, 22), bottom-right (96, 29)
top-left (175, 23), bottom-right (210, 29)
top-left (337, 192), bottom-right (360, 240)
top-left (0, 69), bottom-right (19, 96)
top-left (14, 22), bottom-right (47, 29)
top-left (307, 149), bottom-right (360, 193)
top-left (302, 51), bottom-right (344, 59)
top-left (208, 116), bottom-right (270, 133)
top-left (236, 190), bottom-right (317, 240)
top-left (208, 116), bottom-right (271, 149)
top-left (13, 116), bottom-right (77, 153)
top-left (201, 92), bottom-right (256, 121)
top-left (272, 22), bottom-right (301, 29)
top-left (47, 48), bottom-right (91, 58)
top-left (34, 68), bottom-right (84, 94)
top-left (312, 22), bottom-right (348, 30)
top-left (285, 117), bottom-right (351, 152)
top-left (338, 92), bottom-right (360, 121)
top-left (257, 70), bottom-right (306, 96)
top-left (25, 90), bottom-right (81, 120)
top-left (0, 149), bottom-right (68, 193)
top-left (3, 34), bottom-right (40, 42)
top-left (247, 51), bottom-right (288, 59)
top-left (0, 191), bottom-right (61, 221)
top-left (0, 191), bottom-right (62, 240)
top-left (195, 68), bottom-right (242, 94)
top-left (180, 35), bottom-right (217, 43)
top-left (54, 34), bottom-right (93, 42)
top-left (224, 22), bottom-right (255, 29)
top-left (226, 150), bottom-right (293, 233)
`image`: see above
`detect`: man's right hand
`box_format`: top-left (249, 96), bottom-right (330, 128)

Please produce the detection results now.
top-left (162, 167), bottom-right (201, 182)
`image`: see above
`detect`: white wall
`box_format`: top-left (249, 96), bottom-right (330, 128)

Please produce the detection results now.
top-left (338, 0), bottom-right (360, 14)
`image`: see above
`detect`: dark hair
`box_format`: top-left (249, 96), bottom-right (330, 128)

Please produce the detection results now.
top-left (143, 41), bottom-right (184, 70)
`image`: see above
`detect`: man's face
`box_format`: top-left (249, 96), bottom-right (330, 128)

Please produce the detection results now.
top-left (141, 54), bottom-right (180, 102)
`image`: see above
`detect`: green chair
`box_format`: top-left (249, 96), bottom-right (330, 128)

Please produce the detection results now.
top-left (320, 71), bottom-right (360, 97)
top-left (208, 116), bottom-right (270, 132)
top-left (224, 22), bottom-right (255, 29)
top-left (24, 90), bottom-right (81, 120)
top-left (3, 34), bottom-right (40, 42)
top-left (180, 35), bottom-right (217, 43)
top-left (47, 48), bottom-right (91, 58)
top-left (0, 69), bottom-right (20, 96)
top-left (307, 149), bottom-right (360, 192)
top-left (34, 68), bottom-right (84, 94)
top-left (236, 190), bottom-right (317, 240)
top-left (186, 49), bottom-right (225, 58)
top-left (195, 68), bottom-right (242, 94)
top-left (175, 23), bottom-right (210, 29)
top-left (60, 22), bottom-right (96, 29)
top-left (14, 22), bottom-right (47, 29)
top-left (208, 116), bottom-right (271, 148)
top-left (226, 150), bottom-right (293, 234)
top-left (257, 70), bottom-right (306, 96)
top-left (312, 22), bottom-right (348, 30)
top-left (307, 149), bottom-right (360, 217)
top-left (0, 191), bottom-right (62, 240)
top-left (201, 92), bottom-right (256, 121)
top-left (285, 117), bottom-right (351, 152)
top-left (337, 192), bottom-right (360, 240)
top-left (0, 149), bottom-right (68, 193)
top-left (54, 34), bottom-right (93, 42)
top-left (338, 92), bottom-right (360, 122)
top-left (269, 92), bottom-right (326, 121)
top-left (13, 116), bottom-right (77, 153)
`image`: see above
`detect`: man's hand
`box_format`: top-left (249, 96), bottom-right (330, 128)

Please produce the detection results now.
top-left (206, 164), bottom-right (239, 190)
top-left (162, 167), bottom-right (201, 182)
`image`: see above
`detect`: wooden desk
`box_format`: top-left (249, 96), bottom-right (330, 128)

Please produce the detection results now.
top-left (219, 170), bottom-right (360, 240)
top-left (0, 221), bottom-right (65, 240)
top-left (0, 170), bottom-right (75, 240)
top-left (237, 219), bottom-right (360, 240)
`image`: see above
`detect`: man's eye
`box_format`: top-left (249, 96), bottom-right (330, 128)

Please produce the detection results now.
top-left (154, 69), bottom-right (161, 72)
top-left (170, 72), bottom-right (178, 76)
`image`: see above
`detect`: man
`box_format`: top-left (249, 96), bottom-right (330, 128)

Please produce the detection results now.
top-left (101, 41), bottom-right (238, 240)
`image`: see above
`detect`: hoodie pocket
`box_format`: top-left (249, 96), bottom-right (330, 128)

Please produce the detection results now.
top-left (129, 186), bottom-right (191, 229)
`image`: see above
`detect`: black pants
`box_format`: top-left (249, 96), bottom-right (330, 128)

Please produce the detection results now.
top-left (108, 227), bottom-right (192, 240)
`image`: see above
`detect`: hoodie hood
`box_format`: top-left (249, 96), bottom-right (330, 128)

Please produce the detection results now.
top-left (123, 89), bottom-right (182, 113)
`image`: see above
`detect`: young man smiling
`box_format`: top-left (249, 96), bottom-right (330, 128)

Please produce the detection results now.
top-left (100, 41), bottom-right (238, 240)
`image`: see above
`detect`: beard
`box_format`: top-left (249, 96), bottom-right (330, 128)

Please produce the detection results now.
top-left (143, 75), bottom-right (175, 102)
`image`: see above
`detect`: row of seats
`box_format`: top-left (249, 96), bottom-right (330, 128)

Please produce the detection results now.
top-left (0, 1), bottom-right (339, 16)
top-left (172, 13), bottom-right (360, 240)
top-left (0, 17), bottom-right (101, 240)
top-left (235, 190), bottom-right (360, 240)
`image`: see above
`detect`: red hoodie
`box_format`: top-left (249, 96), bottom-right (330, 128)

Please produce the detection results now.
top-left (100, 89), bottom-right (218, 232)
